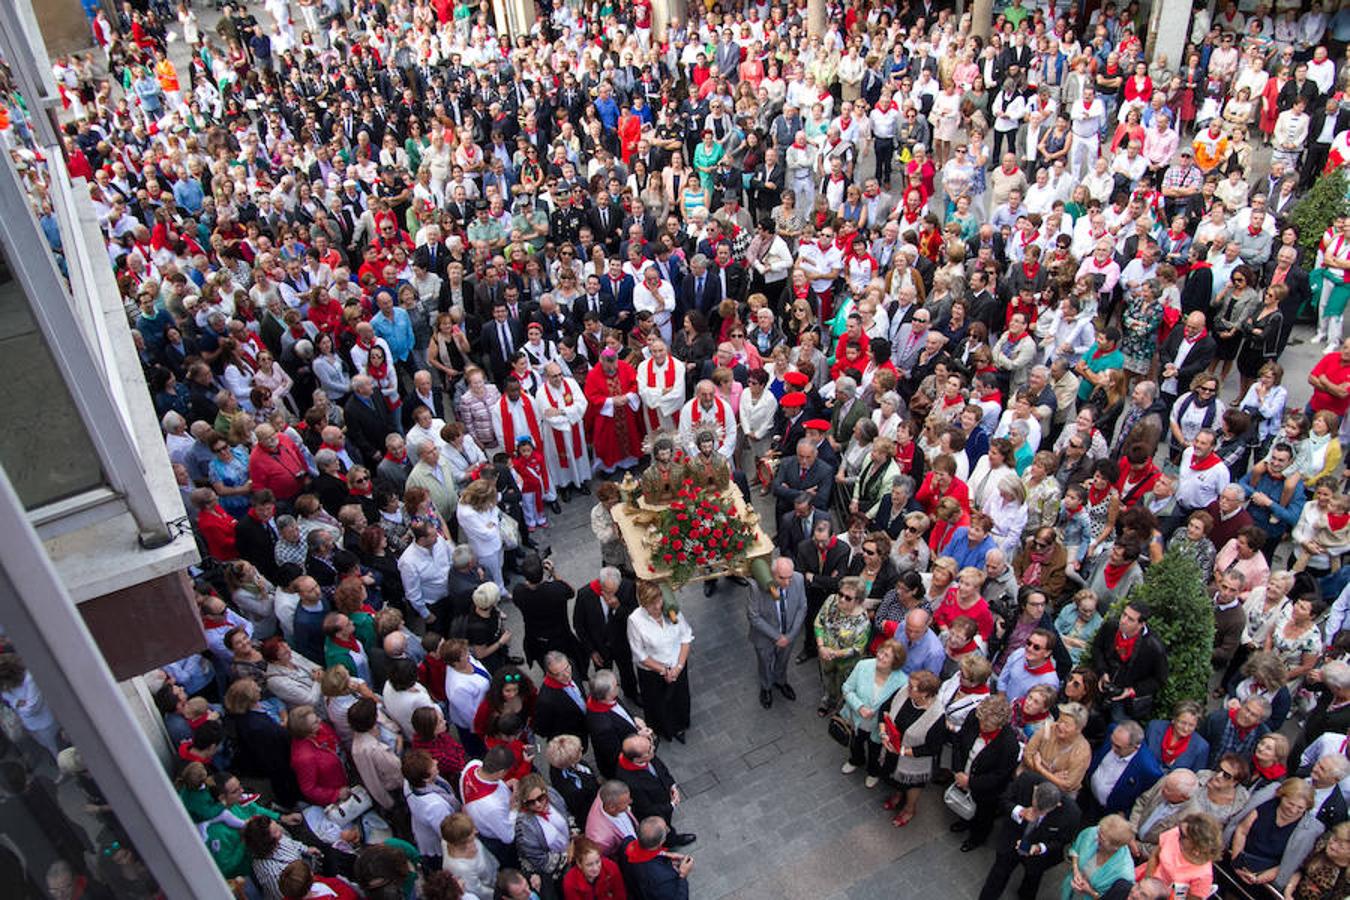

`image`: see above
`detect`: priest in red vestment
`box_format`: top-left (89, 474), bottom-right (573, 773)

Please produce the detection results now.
top-left (584, 348), bottom-right (644, 473)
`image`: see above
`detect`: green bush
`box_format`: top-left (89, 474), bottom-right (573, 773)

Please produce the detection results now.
top-left (1109, 551), bottom-right (1215, 715)
top-left (1288, 167), bottom-right (1350, 261)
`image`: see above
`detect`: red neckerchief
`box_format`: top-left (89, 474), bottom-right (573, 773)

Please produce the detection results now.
top-left (1088, 482), bottom-right (1112, 505)
top-left (1083, 99), bottom-right (1094, 111)
top-left (616, 753), bottom-right (649, 772)
top-left (979, 390), bottom-right (1002, 404)
top-left (1183, 328), bottom-right (1208, 344)
top-left (625, 841), bottom-right (665, 864)
top-left (1090, 342), bottom-right (1113, 361)
top-left (461, 764), bottom-right (499, 803)
top-left (585, 697), bottom-right (615, 714)
top-left (329, 633), bottom-right (361, 652)
top-left (1114, 627), bottom-right (1140, 661)
top-left (1253, 759), bottom-right (1286, 781)
top-left (1228, 706), bottom-right (1257, 740)
top-left (1024, 656), bottom-right (1056, 675)
top-left (1102, 562), bottom-right (1133, 589)
top-left (1160, 725), bottom-right (1191, 765)
top-left (384, 451), bottom-right (407, 465)
top-left (942, 394), bottom-right (965, 408)
top-left (289, 323), bottom-right (308, 338)
top-left (1189, 450), bottom-right (1222, 471)
top-left (1248, 225), bottom-right (1261, 237)
top-left (1022, 261), bottom-right (1040, 279)
top-left (957, 681), bottom-right (990, 695)
top-left (979, 727), bottom-right (1003, 743)
top-left (357, 335), bottom-right (375, 351)
top-left (201, 614), bottom-right (229, 629)
top-left (177, 741), bottom-right (212, 764)
top-left (542, 676), bottom-right (572, 691)
top-left (1328, 512), bottom-right (1350, 531)
top-left (1092, 255), bottom-right (1112, 270)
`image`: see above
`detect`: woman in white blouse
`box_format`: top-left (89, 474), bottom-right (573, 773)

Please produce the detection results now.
top-left (627, 580), bottom-right (694, 743)
top-left (739, 370), bottom-right (778, 489)
top-left (981, 474), bottom-right (1029, 557)
top-left (457, 476), bottom-right (508, 596)
top-left (441, 422), bottom-right (489, 488)
top-left (871, 391), bottom-right (903, 440)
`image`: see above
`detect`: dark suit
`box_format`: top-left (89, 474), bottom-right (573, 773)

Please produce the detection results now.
top-left (586, 700), bottom-right (640, 780)
top-left (342, 393), bottom-right (396, 466)
top-left (1082, 741), bottom-right (1165, 820)
top-left (614, 753), bottom-right (678, 826)
top-left (977, 778), bottom-right (1082, 900)
top-left (480, 317), bottom-right (526, 384)
top-left (776, 508), bottom-right (828, 557)
top-left (599, 274), bottom-right (636, 329)
top-left (533, 682), bottom-right (589, 748)
top-left (572, 580), bottom-right (639, 702)
top-left (235, 514), bottom-right (279, 581)
top-left (412, 241), bottom-right (450, 277)
top-left (677, 270), bottom-right (723, 317)
top-left (1156, 330), bottom-right (1217, 403)
top-left (952, 718), bottom-right (1022, 846)
top-left (771, 457), bottom-right (833, 517)
top-left (571, 291), bottom-right (619, 331)
top-left (708, 262), bottom-right (748, 304)
top-left (794, 538), bottom-right (852, 658)
top-left (1264, 264), bottom-right (1312, 351)
top-left (1090, 621), bottom-right (1169, 722)
top-left (588, 202), bottom-right (625, 253)
top-left (402, 391), bottom-right (446, 430)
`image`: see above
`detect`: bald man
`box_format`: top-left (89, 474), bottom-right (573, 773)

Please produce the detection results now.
top-left (1158, 312), bottom-right (1217, 406)
top-left (747, 557), bottom-right (807, 708)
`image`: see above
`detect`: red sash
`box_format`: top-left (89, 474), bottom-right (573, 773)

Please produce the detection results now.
top-left (690, 397), bottom-right (728, 435)
top-left (461, 764), bottom-right (499, 803)
top-left (643, 360), bottom-right (678, 429)
top-left (499, 395), bottom-right (545, 460)
top-left (542, 382), bottom-right (584, 471)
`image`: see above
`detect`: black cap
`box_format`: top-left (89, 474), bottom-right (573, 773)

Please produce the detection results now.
top-left (474, 199), bottom-right (488, 211)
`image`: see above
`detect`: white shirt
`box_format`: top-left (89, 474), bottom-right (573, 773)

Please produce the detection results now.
top-left (739, 388), bottom-right (779, 441)
top-left (797, 241), bottom-right (843, 292)
top-left (1176, 448), bottom-right (1231, 510)
top-left (445, 658), bottom-right (492, 730)
top-left (679, 396), bottom-right (738, 461)
top-left (398, 537), bottom-right (453, 618)
top-left (1091, 749), bottom-right (1137, 805)
top-left (382, 682), bottom-right (436, 739)
top-left (627, 606), bottom-right (693, 668)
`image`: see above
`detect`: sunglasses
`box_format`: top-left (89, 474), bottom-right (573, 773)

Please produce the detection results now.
top-left (525, 793), bottom-right (548, 805)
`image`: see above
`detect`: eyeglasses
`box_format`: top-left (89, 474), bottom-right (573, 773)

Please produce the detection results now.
top-left (862, 547), bottom-right (878, 556)
top-left (1214, 769), bottom-right (1239, 782)
top-left (351, 476), bottom-right (369, 485)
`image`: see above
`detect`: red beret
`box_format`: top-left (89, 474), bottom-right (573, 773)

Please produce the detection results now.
top-left (804, 418), bottom-right (831, 431)
top-left (780, 391), bottom-right (808, 408)
top-left (783, 371), bottom-right (810, 387)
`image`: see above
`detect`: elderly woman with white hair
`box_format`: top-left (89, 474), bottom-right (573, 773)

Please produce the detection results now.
top-left (871, 390), bottom-right (904, 440)
top-left (983, 473), bottom-right (1030, 557)
top-left (545, 734), bottom-right (600, 824)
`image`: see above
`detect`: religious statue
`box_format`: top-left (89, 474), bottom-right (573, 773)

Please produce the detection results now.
top-left (640, 434), bottom-right (683, 504)
top-left (680, 428), bottom-right (731, 492)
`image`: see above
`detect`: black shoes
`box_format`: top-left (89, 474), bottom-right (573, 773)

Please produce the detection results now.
top-left (776, 683), bottom-right (796, 701)
top-left (558, 486), bottom-right (572, 503)
top-left (666, 832), bottom-right (697, 848)
top-left (760, 689), bottom-right (773, 708)
top-left (703, 579), bottom-right (716, 597)
top-left (549, 500), bottom-right (563, 514)
top-left (578, 483), bottom-right (591, 495)
top-left (960, 839), bottom-right (982, 853)
top-left (795, 651), bottom-right (816, 665)
top-left (673, 731), bottom-right (686, 744)
top-left (949, 820), bottom-right (971, 833)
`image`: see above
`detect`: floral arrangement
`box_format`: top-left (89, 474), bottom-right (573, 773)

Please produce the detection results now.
top-left (649, 480), bottom-right (756, 588)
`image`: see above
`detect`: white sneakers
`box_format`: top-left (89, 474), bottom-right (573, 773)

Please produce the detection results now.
top-left (864, 776), bottom-right (880, 789)
top-left (841, 762), bottom-right (858, 774)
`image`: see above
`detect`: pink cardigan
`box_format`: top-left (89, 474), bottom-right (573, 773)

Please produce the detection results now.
top-left (1135, 828), bottom-right (1214, 899)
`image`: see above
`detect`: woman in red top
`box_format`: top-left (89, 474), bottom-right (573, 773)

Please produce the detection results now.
top-left (472, 665), bottom-right (538, 737)
top-left (562, 836), bottom-right (627, 900)
top-left (932, 566), bottom-right (996, 640)
top-left (288, 705), bottom-right (349, 806)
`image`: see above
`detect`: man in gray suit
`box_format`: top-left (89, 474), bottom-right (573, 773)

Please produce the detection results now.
top-left (747, 558), bottom-right (808, 709)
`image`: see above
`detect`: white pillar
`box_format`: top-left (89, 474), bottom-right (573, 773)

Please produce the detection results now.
top-left (1147, 0), bottom-right (1192, 72)
top-left (971, 0), bottom-right (993, 40)
top-left (652, 0), bottom-right (687, 39)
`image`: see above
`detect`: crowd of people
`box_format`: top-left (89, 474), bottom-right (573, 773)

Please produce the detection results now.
top-left (8, 0), bottom-right (1350, 897)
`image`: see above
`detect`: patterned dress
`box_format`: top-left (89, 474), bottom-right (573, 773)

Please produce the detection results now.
top-left (1120, 296), bottom-right (1165, 374)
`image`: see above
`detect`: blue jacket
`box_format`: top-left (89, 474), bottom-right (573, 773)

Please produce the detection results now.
top-left (1086, 741), bottom-right (1164, 816)
top-left (1236, 471), bottom-right (1306, 545)
top-left (1143, 718), bottom-right (1211, 773)
top-left (945, 527), bottom-right (995, 570)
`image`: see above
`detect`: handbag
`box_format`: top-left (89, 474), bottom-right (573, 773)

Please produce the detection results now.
top-left (499, 513), bottom-right (521, 551)
top-left (325, 785), bottom-right (373, 825)
top-left (943, 782), bottom-right (977, 820)
top-left (826, 713), bottom-right (854, 747)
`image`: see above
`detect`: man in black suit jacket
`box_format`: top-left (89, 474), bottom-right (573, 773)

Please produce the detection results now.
top-left (588, 190), bottom-right (626, 254)
top-left (1265, 246), bottom-right (1312, 353)
top-left (234, 490), bottom-right (280, 581)
top-left (1305, 98), bottom-right (1350, 189)
top-left (709, 241), bottom-right (748, 303)
top-left (965, 272), bottom-right (1002, 335)
top-left (966, 226), bottom-right (1007, 269)
top-left (598, 261), bottom-right (636, 331)
top-left (343, 377), bottom-right (396, 467)
top-left (975, 780), bottom-right (1081, 900)
top-left (776, 495), bottom-right (829, 557)
top-left (585, 671), bottom-right (642, 779)
top-left (532, 651), bottom-right (589, 749)
top-left (402, 371), bottom-right (446, 430)
top-left (677, 255), bottom-right (723, 318)
top-left (794, 520), bottom-right (852, 661)
top-left (572, 275), bottom-right (620, 332)
top-left (572, 570), bottom-right (639, 702)
top-left (1157, 311), bottom-right (1218, 407)
top-left (614, 734), bottom-right (694, 845)
top-left (771, 440), bottom-right (833, 518)
top-left (480, 301), bottom-right (526, 385)
top-left (1090, 601), bottom-right (1169, 722)
top-left (411, 229), bottom-right (450, 277)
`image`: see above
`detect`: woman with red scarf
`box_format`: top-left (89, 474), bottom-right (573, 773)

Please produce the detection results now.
top-left (1143, 701), bottom-right (1212, 773)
